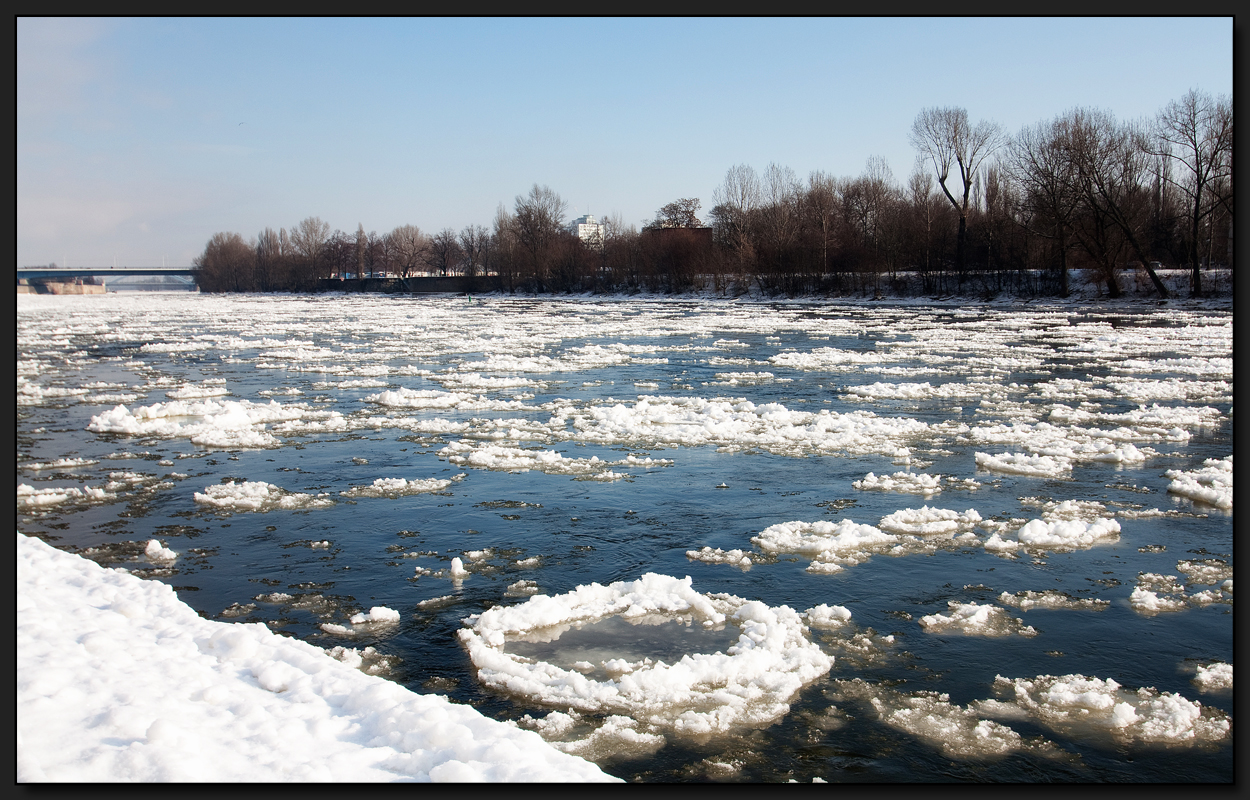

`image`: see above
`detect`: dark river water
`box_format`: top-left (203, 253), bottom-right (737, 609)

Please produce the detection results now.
top-left (16, 292), bottom-right (1232, 782)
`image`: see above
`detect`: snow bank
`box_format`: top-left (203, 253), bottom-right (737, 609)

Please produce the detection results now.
top-left (458, 573), bottom-right (832, 736)
top-left (16, 532), bottom-right (615, 782)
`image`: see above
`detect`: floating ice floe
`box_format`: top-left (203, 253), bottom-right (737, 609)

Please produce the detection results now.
top-left (458, 573), bottom-right (833, 736)
top-left (194, 481), bottom-right (335, 512)
top-left (829, 679), bottom-right (1042, 759)
top-left (981, 514), bottom-right (1122, 553)
top-left (685, 547), bottom-right (753, 569)
top-left (144, 539), bottom-right (177, 563)
top-left (974, 451), bottom-right (1072, 478)
top-left (19, 457), bottom-right (100, 471)
top-left (975, 674), bottom-right (1230, 744)
top-left (320, 606), bottom-right (403, 636)
top-left (877, 507), bottom-right (982, 536)
top-left (803, 604), bottom-right (853, 630)
top-left (853, 471), bottom-right (943, 496)
top-left (165, 382), bottom-right (230, 399)
top-left (16, 532), bottom-right (615, 782)
top-left (767, 346), bottom-right (892, 371)
top-left (1165, 456), bottom-right (1232, 510)
top-left (918, 602), bottom-right (1037, 637)
top-left (439, 441), bottom-right (665, 481)
top-left (340, 475), bottom-right (464, 498)
top-left (86, 398), bottom-right (321, 449)
top-left (997, 590), bottom-right (1109, 611)
top-left (1176, 558), bottom-right (1233, 586)
top-left (17, 483), bottom-right (114, 508)
top-left (363, 387), bottom-right (528, 412)
top-left (1127, 571), bottom-right (1230, 614)
top-left (544, 395), bottom-right (935, 459)
top-left (710, 371), bottom-right (774, 386)
top-left (1192, 663), bottom-right (1232, 692)
top-left (751, 519), bottom-right (899, 573)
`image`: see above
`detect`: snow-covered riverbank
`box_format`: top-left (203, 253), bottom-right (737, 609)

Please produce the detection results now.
top-left (16, 531), bottom-right (616, 782)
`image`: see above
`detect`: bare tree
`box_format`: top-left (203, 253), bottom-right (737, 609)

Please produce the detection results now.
top-left (1063, 108), bottom-right (1169, 297)
top-left (458, 224), bottom-right (489, 286)
top-left (387, 224), bottom-right (428, 281)
top-left (1149, 89), bottom-right (1233, 295)
top-left (804, 171), bottom-right (838, 280)
top-left (428, 227), bottom-right (464, 277)
top-left (909, 107), bottom-right (1006, 278)
top-left (194, 232), bottom-right (255, 293)
top-left (255, 228), bottom-right (283, 291)
top-left (647, 198), bottom-right (703, 229)
top-left (1007, 118), bottom-right (1085, 296)
top-left (288, 216), bottom-right (331, 288)
top-left (513, 184), bottom-right (567, 291)
top-left (711, 164), bottom-right (762, 280)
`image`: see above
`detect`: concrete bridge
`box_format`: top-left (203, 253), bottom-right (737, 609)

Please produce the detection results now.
top-left (18, 266), bottom-right (197, 282)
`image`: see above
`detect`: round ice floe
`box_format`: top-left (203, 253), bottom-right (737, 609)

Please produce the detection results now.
top-left (458, 573), bottom-right (832, 735)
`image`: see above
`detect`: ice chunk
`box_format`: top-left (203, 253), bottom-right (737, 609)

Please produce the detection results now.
top-left (458, 573), bottom-right (832, 735)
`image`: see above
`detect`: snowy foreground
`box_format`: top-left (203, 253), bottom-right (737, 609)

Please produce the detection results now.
top-left (16, 531), bottom-right (616, 782)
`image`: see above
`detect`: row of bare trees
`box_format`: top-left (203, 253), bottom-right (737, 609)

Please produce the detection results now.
top-left (196, 89), bottom-right (1230, 298)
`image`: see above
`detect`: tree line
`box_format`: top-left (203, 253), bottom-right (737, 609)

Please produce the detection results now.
top-left (195, 89), bottom-right (1231, 298)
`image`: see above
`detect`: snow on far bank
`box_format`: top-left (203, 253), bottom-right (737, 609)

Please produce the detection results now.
top-left (16, 532), bottom-right (615, 782)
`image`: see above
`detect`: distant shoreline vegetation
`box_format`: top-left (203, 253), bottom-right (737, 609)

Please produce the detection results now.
top-left (193, 93), bottom-right (1231, 301)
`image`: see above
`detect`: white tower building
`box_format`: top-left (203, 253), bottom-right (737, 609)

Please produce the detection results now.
top-left (568, 214), bottom-right (605, 248)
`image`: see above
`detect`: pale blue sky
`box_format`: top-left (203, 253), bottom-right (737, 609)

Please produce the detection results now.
top-left (18, 16), bottom-right (1233, 268)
